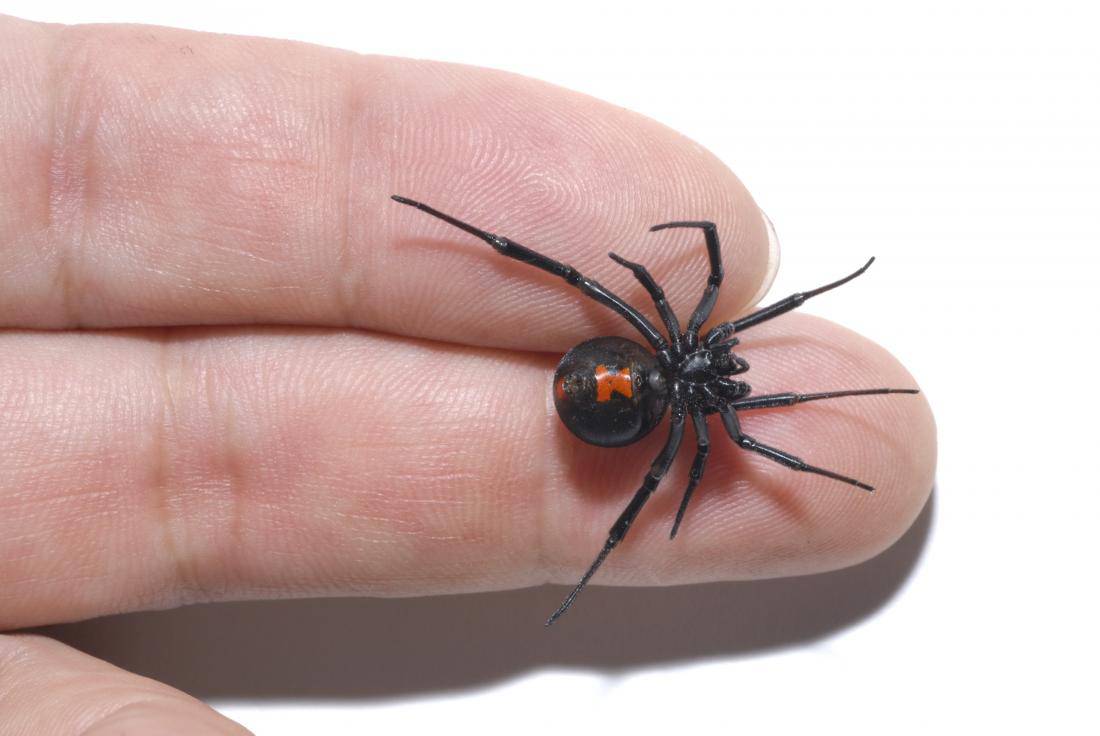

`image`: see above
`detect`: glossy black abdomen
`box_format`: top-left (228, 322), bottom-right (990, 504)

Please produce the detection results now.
top-left (553, 336), bottom-right (668, 448)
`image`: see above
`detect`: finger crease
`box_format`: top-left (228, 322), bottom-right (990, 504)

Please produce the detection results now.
top-left (150, 330), bottom-right (199, 604)
top-left (46, 28), bottom-right (104, 329)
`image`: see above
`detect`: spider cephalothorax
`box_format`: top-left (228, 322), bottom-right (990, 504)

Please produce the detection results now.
top-left (391, 195), bottom-right (919, 625)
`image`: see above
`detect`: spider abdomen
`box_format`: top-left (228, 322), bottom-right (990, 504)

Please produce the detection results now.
top-left (553, 336), bottom-right (668, 448)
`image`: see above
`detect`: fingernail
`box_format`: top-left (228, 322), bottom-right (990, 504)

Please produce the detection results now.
top-left (746, 209), bottom-right (781, 307)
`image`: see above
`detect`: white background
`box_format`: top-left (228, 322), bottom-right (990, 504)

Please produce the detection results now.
top-left (10, 1), bottom-right (1099, 734)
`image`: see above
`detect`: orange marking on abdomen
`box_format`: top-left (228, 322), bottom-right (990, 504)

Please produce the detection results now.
top-left (594, 364), bottom-right (633, 402)
top-left (554, 376), bottom-right (567, 401)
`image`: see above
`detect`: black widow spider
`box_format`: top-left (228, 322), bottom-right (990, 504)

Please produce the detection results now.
top-left (391, 195), bottom-right (918, 625)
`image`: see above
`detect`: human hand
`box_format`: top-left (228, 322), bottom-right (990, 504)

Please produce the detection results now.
top-left (0, 14), bottom-right (935, 733)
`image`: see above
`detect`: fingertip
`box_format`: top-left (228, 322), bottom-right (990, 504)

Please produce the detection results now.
top-left (542, 312), bottom-right (935, 589)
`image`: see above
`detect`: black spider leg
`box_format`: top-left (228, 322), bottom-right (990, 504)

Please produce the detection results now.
top-left (731, 387), bottom-right (919, 411)
top-left (704, 257), bottom-right (874, 346)
top-left (669, 411), bottom-right (709, 540)
top-left (607, 252), bottom-right (682, 355)
top-left (391, 196), bottom-right (668, 352)
top-left (650, 221), bottom-right (721, 349)
top-left (719, 407), bottom-right (874, 492)
top-left (546, 399), bottom-right (687, 626)
top-left (667, 384), bottom-right (728, 536)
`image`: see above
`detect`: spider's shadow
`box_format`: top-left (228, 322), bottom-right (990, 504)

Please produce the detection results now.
top-left (44, 492), bottom-right (933, 700)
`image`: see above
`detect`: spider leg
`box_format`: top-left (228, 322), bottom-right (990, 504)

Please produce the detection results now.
top-left (669, 411), bottom-right (710, 540)
top-left (649, 221), bottom-right (722, 347)
top-left (392, 196), bottom-right (668, 351)
top-left (546, 402), bottom-right (686, 626)
top-left (719, 408), bottom-right (874, 491)
top-left (608, 252), bottom-right (682, 347)
top-left (704, 258), bottom-right (874, 345)
top-left (731, 387), bottom-right (919, 411)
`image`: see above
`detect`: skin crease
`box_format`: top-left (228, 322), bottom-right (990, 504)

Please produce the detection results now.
top-left (0, 13), bottom-right (935, 736)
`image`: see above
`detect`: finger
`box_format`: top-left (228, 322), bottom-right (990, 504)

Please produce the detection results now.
top-left (0, 15), bottom-right (774, 350)
top-left (0, 316), bottom-right (933, 629)
top-left (0, 634), bottom-right (249, 734)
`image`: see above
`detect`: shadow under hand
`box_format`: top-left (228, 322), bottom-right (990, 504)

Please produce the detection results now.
top-left (45, 492), bottom-right (933, 701)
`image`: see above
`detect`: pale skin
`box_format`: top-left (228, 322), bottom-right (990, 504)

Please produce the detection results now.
top-left (0, 14), bottom-right (936, 734)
